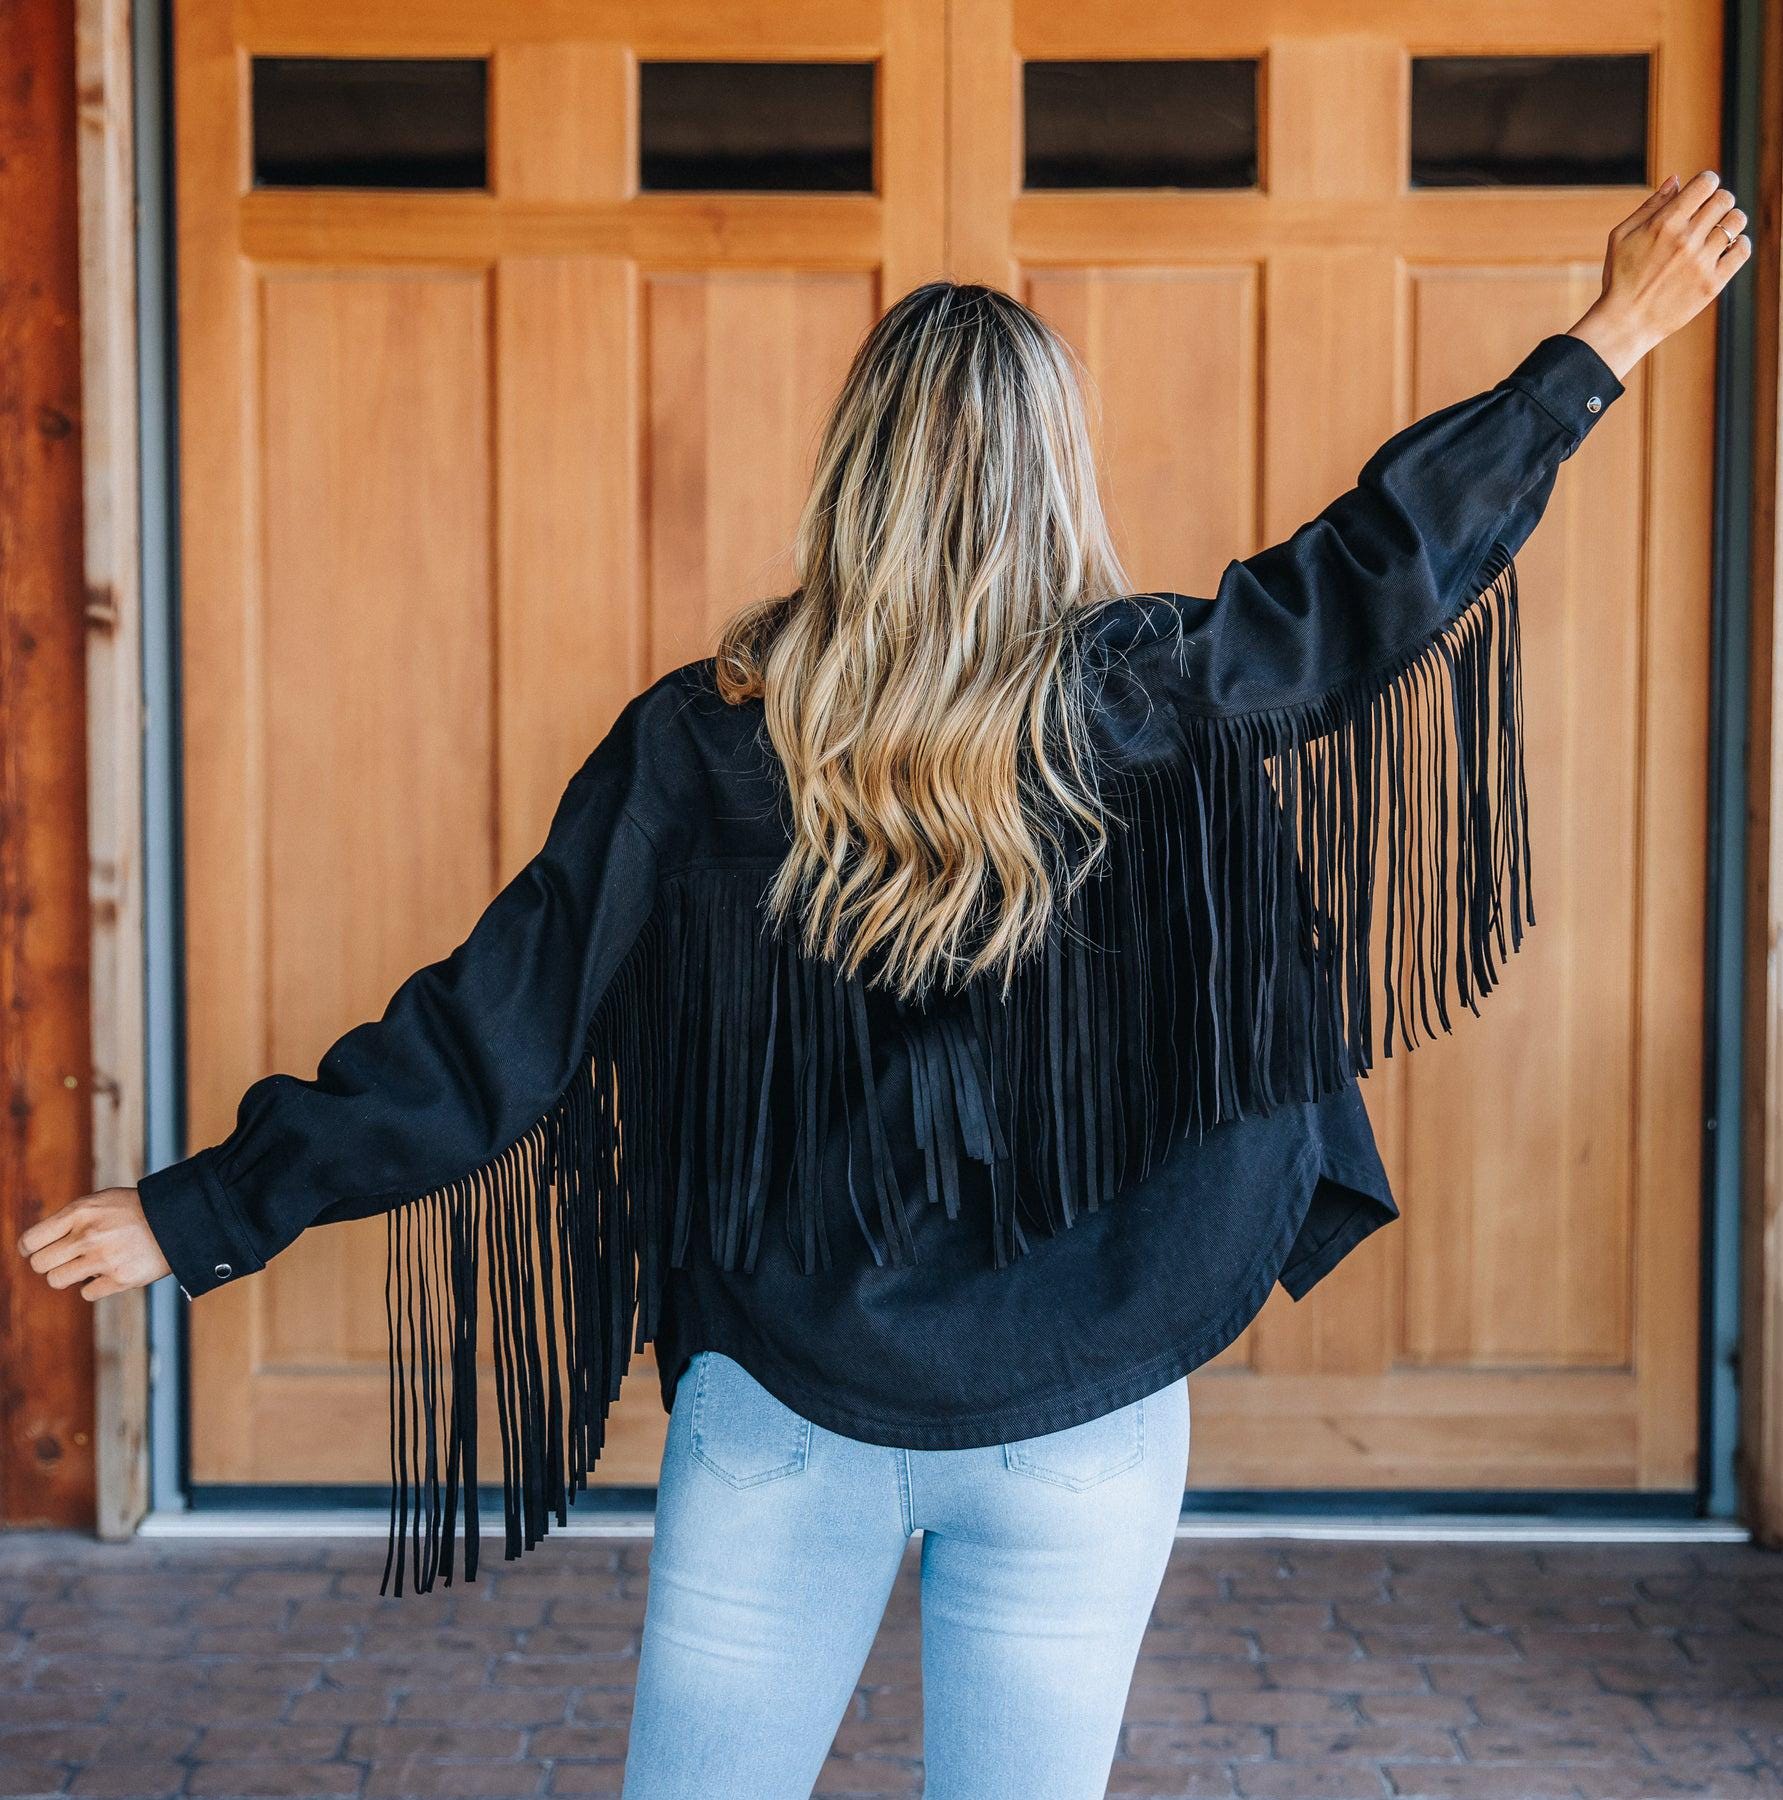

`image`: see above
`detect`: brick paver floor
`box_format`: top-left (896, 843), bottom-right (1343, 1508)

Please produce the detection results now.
top-left (0, 1531), bottom-right (1779, 1798)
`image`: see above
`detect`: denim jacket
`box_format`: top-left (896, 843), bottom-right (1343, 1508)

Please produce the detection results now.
top-left (139, 332), bottom-right (1623, 1590)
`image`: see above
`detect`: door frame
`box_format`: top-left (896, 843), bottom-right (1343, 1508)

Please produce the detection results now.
top-left (116, 0), bottom-right (1770, 1525)
top-left (1736, 0), bottom-right (1783, 1544)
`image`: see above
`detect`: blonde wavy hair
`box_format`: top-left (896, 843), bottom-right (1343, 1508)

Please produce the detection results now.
top-left (715, 281), bottom-right (1131, 1002)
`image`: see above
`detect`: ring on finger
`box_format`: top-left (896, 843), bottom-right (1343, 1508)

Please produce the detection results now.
top-left (1719, 223), bottom-right (1738, 249)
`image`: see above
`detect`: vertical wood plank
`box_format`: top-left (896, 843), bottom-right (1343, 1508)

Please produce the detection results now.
top-left (1246, 245), bottom-right (1405, 1381)
top-left (1024, 268), bottom-right (1259, 605)
top-left (880, 0), bottom-right (948, 299)
top-left (191, 271), bottom-right (497, 1483)
top-left (1399, 267), bottom-right (1642, 1372)
top-left (949, 0), bottom-right (1017, 286)
top-left (1265, 37), bottom-right (1402, 202)
top-left (77, 0), bottom-right (150, 1538)
top-left (176, 0), bottom-right (262, 1482)
top-left (497, 257), bottom-right (643, 862)
top-left (0, 0), bottom-right (98, 1527)
top-left (647, 272), bottom-right (874, 675)
top-left (1632, 0), bottom-right (1721, 1486)
top-left (643, 275), bottom-right (709, 678)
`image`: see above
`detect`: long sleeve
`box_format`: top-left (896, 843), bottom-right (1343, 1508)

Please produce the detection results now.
top-left (1169, 332), bottom-right (1622, 712)
top-left (138, 693), bottom-right (661, 1301)
top-left (139, 692), bottom-right (672, 1590)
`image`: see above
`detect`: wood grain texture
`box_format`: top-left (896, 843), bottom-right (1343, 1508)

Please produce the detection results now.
top-left (1265, 37), bottom-right (1400, 202)
top-left (1024, 267), bottom-right (1259, 597)
top-left (77, 0), bottom-right (150, 1538)
top-left (880, 0), bottom-right (948, 298)
top-left (240, 191), bottom-right (885, 269)
top-left (947, 0), bottom-right (1017, 286)
top-left (1011, 0), bottom-right (1668, 53)
top-left (235, 0), bottom-right (885, 55)
top-left (1186, 1370), bottom-right (1643, 1489)
top-left (0, 0), bottom-right (98, 1528)
top-left (494, 42), bottom-right (635, 204)
top-left (1013, 194), bottom-right (1660, 266)
top-left (1002, 0), bottom-right (1717, 1489)
top-left (497, 257), bottom-right (643, 864)
top-left (1399, 267), bottom-right (1642, 1375)
top-left (180, 0), bottom-right (908, 1488)
top-left (193, 271), bottom-right (497, 1482)
top-left (645, 271), bottom-right (876, 675)
top-left (175, 0), bottom-right (1723, 1495)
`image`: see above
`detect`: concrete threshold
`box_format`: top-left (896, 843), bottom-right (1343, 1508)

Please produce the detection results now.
top-left (137, 1508), bottom-right (1750, 1546)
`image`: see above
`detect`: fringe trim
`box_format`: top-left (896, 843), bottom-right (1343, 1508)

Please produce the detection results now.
top-left (383, 552), bottom-right (1530, 1591)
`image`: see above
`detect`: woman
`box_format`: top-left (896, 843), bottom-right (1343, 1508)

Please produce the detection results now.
top-left (20, 171), bottom-right (1747, 1797)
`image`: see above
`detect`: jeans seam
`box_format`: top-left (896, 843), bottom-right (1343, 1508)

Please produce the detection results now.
top-left (897, 1446), bottom-right (914, 1535)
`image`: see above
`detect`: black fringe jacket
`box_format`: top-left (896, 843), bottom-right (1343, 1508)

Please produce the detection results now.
top-left (139, 331), bottom-right (1623, 1591)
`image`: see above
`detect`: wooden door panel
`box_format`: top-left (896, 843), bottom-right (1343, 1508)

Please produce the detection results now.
top-left (197, 269), bottom-right (502, 1479)
top-left (954, 0), bottom-right (1717, 1489)
top-left (177, 0), bottom-right (1716, 1493)
top-left (261, 271), bottom-right (497, 1096)
top-left (1190, 1370), bottom-right (1640, 1490)
top-left (494, 44), bottom-right (634, 205)
top-left (1400, 267), bottom-right (1646, 1372)
top-left (177, 0), bottom-right (946, 1487)
top-left (1023, 268), bottom-right (1259, 594)
top-left (497, 256), bottom-right (643, 861)
top-left (646, 272), bottom-right (878, 676)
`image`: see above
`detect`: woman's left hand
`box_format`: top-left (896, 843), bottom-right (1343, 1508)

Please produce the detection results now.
top-left (16, 1188), bottom-right (171, 1300)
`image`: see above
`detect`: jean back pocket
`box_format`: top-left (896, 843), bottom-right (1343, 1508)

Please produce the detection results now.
top-left (689, 1351), bottom-right (812, 1488)
top-left (1004, 1396), bottom-right (1146, 1491)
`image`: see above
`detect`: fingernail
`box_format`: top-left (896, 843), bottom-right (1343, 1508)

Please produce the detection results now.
top-left (1663, 174), bottom-right (1680, 191)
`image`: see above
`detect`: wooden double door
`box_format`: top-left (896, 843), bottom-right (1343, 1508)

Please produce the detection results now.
top-left (177, 0), bottom-right (1721, 1493)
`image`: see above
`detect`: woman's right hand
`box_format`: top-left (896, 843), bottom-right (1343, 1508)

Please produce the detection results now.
top-left (1567, 170), bottom-right (1751, 380)
top-left (16, 1188), bottom-right (172, 1300)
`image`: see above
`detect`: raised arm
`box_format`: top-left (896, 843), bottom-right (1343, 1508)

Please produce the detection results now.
top-left (1171, 168), bottom-right (1748, 715)
top-left (1171, 332), bottom-right (1616, 713)
top-left (1122, 171), bottom-right (1750, 1097)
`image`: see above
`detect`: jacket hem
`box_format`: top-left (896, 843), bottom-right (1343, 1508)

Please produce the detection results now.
top-left (1277, 1198), bottom-right (1392, 1301)
top-left (655, 1164), bottom-right (1317, 1451)
top-left (1276, 1148), bottom-right (1398, 1300)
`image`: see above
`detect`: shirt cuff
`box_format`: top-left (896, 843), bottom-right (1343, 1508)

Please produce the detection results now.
top-left (137, 1147), bottom-right (267, 1300)
top-left (1506, 333), bottom-right (1626, 448)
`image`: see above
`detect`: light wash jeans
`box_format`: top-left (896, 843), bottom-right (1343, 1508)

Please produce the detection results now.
top-left (621, 1350), bottom-right (1191, 1799)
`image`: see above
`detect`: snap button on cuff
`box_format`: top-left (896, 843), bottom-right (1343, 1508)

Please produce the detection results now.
top-left (1585, 395), bottom-right (1602, 413)
top-left (214, 1262), bottom-right (233, 1281)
